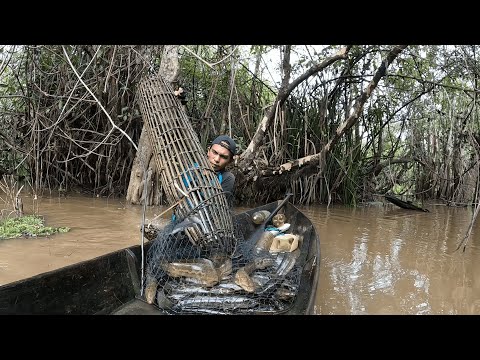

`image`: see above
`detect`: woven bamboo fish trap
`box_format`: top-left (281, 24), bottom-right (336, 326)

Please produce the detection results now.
top-left (137, 75), bottom-right (236, 256)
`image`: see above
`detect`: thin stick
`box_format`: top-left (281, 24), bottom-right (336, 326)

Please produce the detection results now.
top-left (146, 197), bottom-right (186, 227)
top-left (455, 202), bottom-right (480, 252)
top-left (174, 181), bottom-right (188, 197)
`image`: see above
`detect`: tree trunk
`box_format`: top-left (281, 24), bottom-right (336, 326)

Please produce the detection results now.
top-left (125, 45), bottom-right (179, 205)
top-left (125, 128), bottom-right (161, 205)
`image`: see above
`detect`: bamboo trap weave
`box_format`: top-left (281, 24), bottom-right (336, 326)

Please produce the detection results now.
top-left (137, 75), bottom-right (235, 254)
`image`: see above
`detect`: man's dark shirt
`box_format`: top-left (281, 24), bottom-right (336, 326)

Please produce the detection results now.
top-left (219, 170), bottom-right (235, 208)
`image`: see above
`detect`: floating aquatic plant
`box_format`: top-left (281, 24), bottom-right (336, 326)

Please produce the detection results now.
top-left (0, 215), bottom-right (70, 240)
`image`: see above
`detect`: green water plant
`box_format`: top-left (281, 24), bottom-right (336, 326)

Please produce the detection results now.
top-left (0, 215), bottom-right (70, 240)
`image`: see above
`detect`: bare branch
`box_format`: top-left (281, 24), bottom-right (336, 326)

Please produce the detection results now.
top-left (239, 46), bottom-right (351, 170)
top-left (264, 45), bottom-right (407, 176)
top-left (62, 45), bottom-right (138, 156)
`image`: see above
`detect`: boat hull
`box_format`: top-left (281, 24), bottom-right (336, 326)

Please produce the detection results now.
top-left (0, 201), bottom-right (320, 315)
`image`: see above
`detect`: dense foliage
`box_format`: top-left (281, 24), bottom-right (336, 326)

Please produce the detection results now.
top-left (1, 45), bottom-right (479, 207)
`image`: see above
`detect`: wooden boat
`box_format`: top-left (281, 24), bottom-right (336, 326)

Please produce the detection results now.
top-left (0, 201), bottom-right (320, 315)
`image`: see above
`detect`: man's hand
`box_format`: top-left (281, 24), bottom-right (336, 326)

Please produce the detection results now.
top-left (174, 87), bottom-right (187, 105)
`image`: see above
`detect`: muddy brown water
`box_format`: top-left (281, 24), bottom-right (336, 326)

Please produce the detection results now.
top-left (1, 194), bottom-right (479, 315)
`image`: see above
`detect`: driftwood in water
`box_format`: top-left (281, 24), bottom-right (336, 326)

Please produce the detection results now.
top-left (385, 194), bottom-right (429, 212)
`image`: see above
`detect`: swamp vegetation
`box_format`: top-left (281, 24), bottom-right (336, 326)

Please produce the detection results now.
top-left (0, 175), bottom-right (70, 239)
top-left (1, 46), bottom-right (480, 244)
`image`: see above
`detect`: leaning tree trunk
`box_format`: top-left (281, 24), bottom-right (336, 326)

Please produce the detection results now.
top-left (126, 45), bottom-right (179, 205)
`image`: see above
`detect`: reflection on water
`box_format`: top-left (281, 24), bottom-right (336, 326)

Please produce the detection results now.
top-left (1, 194), bottom-right (480, 314)
top-left (298, 203), bottom-right (480, 315)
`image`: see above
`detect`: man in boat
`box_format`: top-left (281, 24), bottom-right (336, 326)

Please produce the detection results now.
top-left (207, 135), bottom-right (237, 208)
top-left (172, 134), bottom-right (237, 222)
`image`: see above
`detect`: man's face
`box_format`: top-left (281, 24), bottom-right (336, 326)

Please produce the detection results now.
top-left (208, 144), bottom-right (232, 171)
